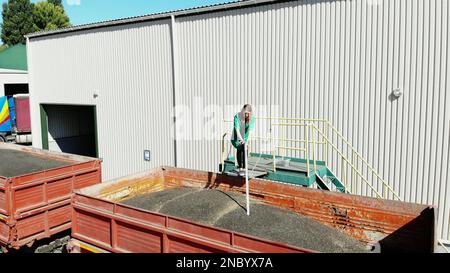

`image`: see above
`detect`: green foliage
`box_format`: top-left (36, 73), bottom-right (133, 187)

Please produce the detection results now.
top-left (1, 0), bottom-right (34, 45)
top-left (1, 0), bottom-right (70, 46)
top-left (32, 1), bottom-right (70, 32)
top-left (48, 0), bottom-right (62, 7)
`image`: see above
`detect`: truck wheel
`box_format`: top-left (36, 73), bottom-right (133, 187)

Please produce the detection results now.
top-left (0, 135), bottom-right (5, 142)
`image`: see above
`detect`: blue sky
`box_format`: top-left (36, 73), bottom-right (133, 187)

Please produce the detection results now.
top-left (1, 0), bottom-right (231, 26)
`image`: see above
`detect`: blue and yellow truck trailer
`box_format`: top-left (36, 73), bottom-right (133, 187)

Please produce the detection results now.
top-left (0, 95), bottom-right (32, 143)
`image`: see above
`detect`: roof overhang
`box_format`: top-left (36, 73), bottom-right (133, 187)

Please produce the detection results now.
top-left (26, 0), bottom-right (287, 39)
top-left (0, 68), bottom-right (28, 74)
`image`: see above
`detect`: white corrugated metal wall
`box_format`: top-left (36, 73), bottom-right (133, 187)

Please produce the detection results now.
top-left (28, 20), bottom-right (175, 180)
top-left (174, 0), bottom-right (450, 243)
top-left (28, 0), bottom-right (450, 241)
top-left (0, 71), bottom-right (28, 96)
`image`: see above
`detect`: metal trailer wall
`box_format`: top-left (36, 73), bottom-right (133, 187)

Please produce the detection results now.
top-left (27, 0), bottom-right (450, 242)
top-left (27, 20), bottom-right (175, 180)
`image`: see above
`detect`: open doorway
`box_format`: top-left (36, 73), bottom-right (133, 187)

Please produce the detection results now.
top-left (40, 104), bottom-right (98, 158)
top-left (4, 84), bottom-right (29, 96)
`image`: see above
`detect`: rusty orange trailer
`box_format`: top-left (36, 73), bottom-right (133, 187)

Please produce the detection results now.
top-left (0, 143), bottom-right (101, 251)
top-left (69, 166), bottom-right (435, 253)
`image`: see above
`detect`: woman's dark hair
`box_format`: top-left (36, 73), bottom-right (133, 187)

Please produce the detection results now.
top-left (242, 104), bottom-right (252, 112)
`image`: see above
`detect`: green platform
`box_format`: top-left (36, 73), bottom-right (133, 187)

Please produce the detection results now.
top-left (221, 153), bottom-right (346, 193)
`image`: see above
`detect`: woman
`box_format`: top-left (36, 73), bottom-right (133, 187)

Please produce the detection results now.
top-left (231, 104), bottom-right (255, 175)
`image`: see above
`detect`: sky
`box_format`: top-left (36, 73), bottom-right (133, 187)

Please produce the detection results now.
top-left (0, 0), bottom-right (231, 26)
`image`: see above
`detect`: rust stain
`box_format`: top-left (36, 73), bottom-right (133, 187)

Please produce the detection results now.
top-left (98, 177), bottom-right (164, 202)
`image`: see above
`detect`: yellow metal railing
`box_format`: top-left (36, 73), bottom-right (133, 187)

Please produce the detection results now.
top-left (324, 122), bottom-right (402, 200)
top-left (221, 116), bottom-right (402, 201)
top-left (222, 117), bottom-right (328, 179)
top-left (309, 123), bottom-right (401, 200)
top-left (438, 239), bottom-right (450, 253)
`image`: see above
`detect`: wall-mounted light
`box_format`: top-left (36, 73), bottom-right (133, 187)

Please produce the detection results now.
top-left (392, 88), bottom-right (403, 98)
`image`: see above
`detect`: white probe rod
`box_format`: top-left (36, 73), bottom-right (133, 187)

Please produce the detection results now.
top-left (245, 144), bottom-right (250, 216)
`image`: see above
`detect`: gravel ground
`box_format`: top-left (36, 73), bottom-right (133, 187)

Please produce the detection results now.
top-left (121, 188), bottom-right (371, 253)
top-left (0, 149), bottom-right (71, 177)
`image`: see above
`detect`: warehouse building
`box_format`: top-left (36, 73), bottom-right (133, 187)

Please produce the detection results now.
top-left (0, 44), bottom-right (29, 97)
top-left (26, 0), bottom-right (450, 248)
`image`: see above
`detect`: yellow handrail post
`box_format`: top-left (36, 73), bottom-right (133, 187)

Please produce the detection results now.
top-left (306, 124), bottom-right (310, 178)
top-left (284, 122), bottom-right (287, 158)
top-left (221, 133), bottom-right (227, 173)
top-left (341, 157), bottom-right (345, 192)
top-left (312, 124), bottom-right (317, 176)
top-left (345, 160), bottom-right (349, 194)
top-left (271, 119), bottom-right (276, 173)
top-left (322, 122), bottom-right (325, 162)
top-left (380, 177), bottom-right (384, 199)
top-left (326, 121), bottom-right (330, 165)
top-left (351, 150), bottom-right (355, 194)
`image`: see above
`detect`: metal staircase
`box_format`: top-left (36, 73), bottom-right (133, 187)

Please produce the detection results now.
top-left (221, 117), bottom-right (402, 201)
top-left (316, 171), bottom-right (346, 193)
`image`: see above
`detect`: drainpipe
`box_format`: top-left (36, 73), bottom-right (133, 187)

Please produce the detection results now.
top-left (25, 37), bottom-right (37, 148)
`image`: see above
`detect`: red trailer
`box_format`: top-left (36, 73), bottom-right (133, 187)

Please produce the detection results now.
top-left (0, 94), bottom-right (32, 144)
top-left (68, 166), bottom-right (435, 253)
top-left (13, 95), bottom-right (31, 134)
top-left (0, 143), bottom-right (102, 251)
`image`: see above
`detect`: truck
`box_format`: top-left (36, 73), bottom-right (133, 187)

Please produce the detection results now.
top-left (67, 166), bottom-right (436, 253)
top-left (0, 143), bottom-right (102, 252)
top-left (0, 94), bottom-right (32, 144)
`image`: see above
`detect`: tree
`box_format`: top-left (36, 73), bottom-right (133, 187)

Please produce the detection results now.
top-left (1, 0), bottom-right (34, 45)
top-left (48, 0), bottom-right (62, 7)
top-left (32, 2), bottom-right (70, 32)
